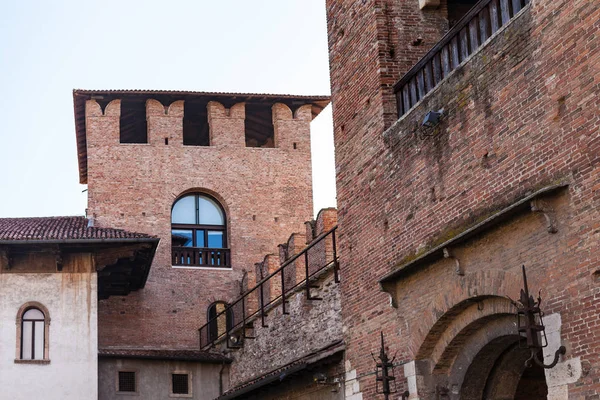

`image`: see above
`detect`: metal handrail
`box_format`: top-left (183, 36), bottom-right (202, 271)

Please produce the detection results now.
top-left (198, 226), bottom-right (339, 349)
top-left (394, 0), bottom-right (530, 117)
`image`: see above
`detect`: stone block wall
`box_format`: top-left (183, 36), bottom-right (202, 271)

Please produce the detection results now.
top-left (326, 0), bottom-right (600, 398)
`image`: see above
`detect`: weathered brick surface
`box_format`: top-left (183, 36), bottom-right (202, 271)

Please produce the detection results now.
top-left (226, 209), bottom-right (342, 390)
top-left (327, 0), bottom-right (600, 398)
top-left (86, 98), bottom-right (315, 349)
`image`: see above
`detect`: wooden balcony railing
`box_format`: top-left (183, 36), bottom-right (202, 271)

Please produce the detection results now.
top-left (394, 0), bottom-right (530, 118)
top-left (198, 226), bottom-right (339, 350)
top-left (172, 246), bottom-right (231, 268)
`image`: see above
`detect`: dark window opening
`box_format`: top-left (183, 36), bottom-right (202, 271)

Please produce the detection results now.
top-left (172, 374), bottom-right (190, 394)
top-left (118, 371), bottom-right (136, 392)
top-left (448, 0), bottom-right (479, 28)
top-left (120, 99), bottom-right (148, 143)
top-left (245, 103), bottom-right (275, 148)
top-left (208, 302), bottom-right (234, 342)
top-left (183, 100), bottom-right (210, 146)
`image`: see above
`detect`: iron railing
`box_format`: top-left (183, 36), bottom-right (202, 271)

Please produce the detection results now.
top-left (172, 246), bottom-right (230, 268)
top-left (198, 226), bottom-right (339, 349)
top-left (394, 0), bottom-right (530, 118)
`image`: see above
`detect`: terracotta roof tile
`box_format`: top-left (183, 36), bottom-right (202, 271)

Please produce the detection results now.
top-left (0, 216), bottom-right (155, 242)
top-left (98, 348), bottom-right (230, 363)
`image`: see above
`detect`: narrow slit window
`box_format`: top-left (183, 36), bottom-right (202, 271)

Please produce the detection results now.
top-left (120, 99), bottom-right (148, 143)
top-left (245, 103), bottom-right (275, 148)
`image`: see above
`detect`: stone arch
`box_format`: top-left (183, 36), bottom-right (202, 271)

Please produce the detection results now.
top-left (410, 269), bottom-right (522, 357)
top-left (411, 292), bottom-right (548, 399)
top-left (15, 301), bottom-right (51, 361)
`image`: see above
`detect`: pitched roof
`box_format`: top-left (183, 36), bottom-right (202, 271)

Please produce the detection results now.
top-left (0, 216), bottom-right (156, 243)
top-left (99, 348), bottom-right (231, 364)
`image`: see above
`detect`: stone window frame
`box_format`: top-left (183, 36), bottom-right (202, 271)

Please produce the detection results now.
top-left (14, 301), bottom-right (50, 365)
top-left (170, 370), bottom-right (193, 398)
top-left (116, 369), bottom-right (139, 396)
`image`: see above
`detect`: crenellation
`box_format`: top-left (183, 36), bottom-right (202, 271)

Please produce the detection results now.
top-left (272, 102), bottom-right (311, 150)
top-left (146, 99), bottom-right (183, 146)
top-left (207, 101), bottom-right (246, 147)
top-left (85, 99), bottom-right (120, 145)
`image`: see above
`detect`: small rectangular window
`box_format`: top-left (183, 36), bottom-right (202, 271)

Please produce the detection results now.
top-left (118, 371), bottom-right (136, 392)
top-left (172, 373), bottom-right (189, 394)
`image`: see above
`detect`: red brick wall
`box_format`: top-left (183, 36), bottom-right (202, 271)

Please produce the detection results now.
top-left (327, 0), bottom-right (600, 397)
top-left (226, 209), bottom-right (341, 389)
top-left (85, 98), bottom-right (314, 348)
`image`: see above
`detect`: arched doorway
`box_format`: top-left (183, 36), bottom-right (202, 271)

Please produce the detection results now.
top-left (413, 296), bottom-right (548, 399)
top-left (461, 336), bottom-right (547, 400)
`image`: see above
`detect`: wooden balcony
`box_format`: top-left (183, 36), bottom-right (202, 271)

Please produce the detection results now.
top-left (172, 246), bottom-right (231, 268)
top-left (394, 0), bottom-right (530, 118)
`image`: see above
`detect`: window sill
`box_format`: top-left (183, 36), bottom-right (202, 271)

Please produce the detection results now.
top-left (14, 359), bottom-right (50, 365)
top-left (171, 266), bottom-right (232, 271)
top-left (116, 391), bottom-right (139, 396)
top-left (170, 394), bottom-right (193, 398)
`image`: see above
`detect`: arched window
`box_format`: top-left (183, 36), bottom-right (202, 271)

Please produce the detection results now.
top-left (171, 193), bottom-right (230, 268)
top-left (16, 303), bottom-right (50, 362)
top-left (207, 302), bottom-right (233, 342)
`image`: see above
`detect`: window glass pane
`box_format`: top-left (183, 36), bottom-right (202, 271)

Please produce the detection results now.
top-left (195, 230), bottom-right (205, 248)
top-left (198, 197), bottom-right (224, 225)
top-left (34, 321), bottom-right (44, 360)
top-left (207, 231), bottom-right (223, 248)
top-left (22, 321), bottom-right (33, 359)
top-left (23, 309), bottom-right (44, 320)
top-left (172, 230), bottom-right (193, 247)
top-left (172, 195), bottom-right (196, 224)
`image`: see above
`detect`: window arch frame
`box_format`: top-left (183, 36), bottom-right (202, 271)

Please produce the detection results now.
top-left (207, 301), bottom-right (234, 342)
top-left (171, 192), bottom-right (231, 268)
top-left (15, 301), bottom-right (50, 363)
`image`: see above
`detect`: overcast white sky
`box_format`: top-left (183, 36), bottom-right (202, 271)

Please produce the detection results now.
top-left (0, 1), bottom-right (336, 218)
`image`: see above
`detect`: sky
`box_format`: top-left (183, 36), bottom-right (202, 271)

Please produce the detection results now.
top-left (0, 0), bottom-right (336, 218)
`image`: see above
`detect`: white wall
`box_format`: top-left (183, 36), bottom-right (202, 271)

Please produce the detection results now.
top-left (0, 272), bottom-right (98, 400)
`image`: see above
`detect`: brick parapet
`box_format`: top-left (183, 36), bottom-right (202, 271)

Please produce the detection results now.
top-left (146, 99), bottom-right (184, 147)
top-left (225, 210), bottom-right (341, 389)
top-left (207, 101), bottom-right (246, 147)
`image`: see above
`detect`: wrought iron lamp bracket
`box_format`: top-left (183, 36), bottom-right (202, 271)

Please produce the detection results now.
top-left (526, 345), bottom-right (566, 369)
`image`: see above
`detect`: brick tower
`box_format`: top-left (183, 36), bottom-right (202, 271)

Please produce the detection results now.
top-left (73, 90), bottom-right (329, 349)
top-left (327, 0), bottom-right (600, 399)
